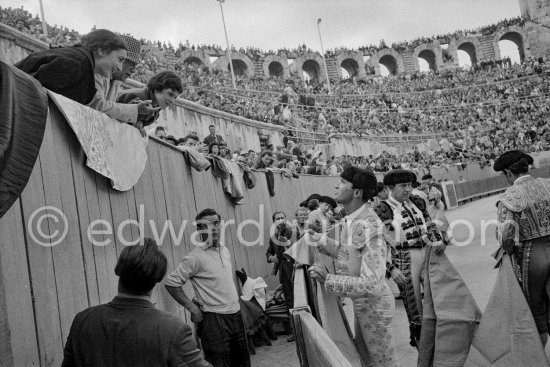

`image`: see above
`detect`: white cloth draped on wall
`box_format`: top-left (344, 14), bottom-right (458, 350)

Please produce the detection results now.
top-left (48, 91), bottom-right (148, 191)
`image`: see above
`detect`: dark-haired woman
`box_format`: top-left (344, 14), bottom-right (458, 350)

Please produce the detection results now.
top-left (117, 71), bottom-right (183, 129)
top-left (494, 150), bottom-right (550, 345)
top-left (207, 141), bottom-right (219, 156)
top-left (15, 29), bottom-right (127, 105)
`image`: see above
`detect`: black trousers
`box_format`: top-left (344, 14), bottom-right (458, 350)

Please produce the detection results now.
top-left (197, 311), bottom-right (251, 367)
top-left (279, 259), bottom-right (294, 310)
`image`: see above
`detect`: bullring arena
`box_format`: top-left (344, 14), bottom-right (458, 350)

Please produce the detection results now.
top-left (2, 0), bottom-right (550, 366)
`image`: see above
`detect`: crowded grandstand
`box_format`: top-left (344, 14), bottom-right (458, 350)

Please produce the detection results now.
top-left (1, 4), bottom-right (548, 179)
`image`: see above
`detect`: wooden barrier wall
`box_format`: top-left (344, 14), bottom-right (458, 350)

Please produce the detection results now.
top-left (453, 166), bottom-right (550, 203)
top-left (0, 101), bottom-right (339, 367)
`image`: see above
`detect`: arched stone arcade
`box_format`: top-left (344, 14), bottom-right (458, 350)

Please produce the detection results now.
top-left (458, 42), bottom-right (478, 65)
top-left (302, 59), bottom-right (320, 81)
top-left (293, 53), bottom-right (327, 82)
top-left (335, 52), bottom-right (365, 79)
top-left (262, 55), bottom-right (290, 79)
top-left (492, 26), bottom-right (529, 61)
top-left (371, 49), bottom-right (405, 75)
top-left (179, 49), bottom-right (210, 68)
top-left (413, 44), bottom-right (443, 72)
top-left (213, 52), bottom-right (255, 77)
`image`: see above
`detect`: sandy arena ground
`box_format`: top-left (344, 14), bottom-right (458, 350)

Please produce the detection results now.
top-left (251, 195), bottom-right (549, 366)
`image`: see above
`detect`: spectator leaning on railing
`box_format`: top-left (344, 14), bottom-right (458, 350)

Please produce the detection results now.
top-left (117, 71), bottom-right (183, 135)
top-left (15, 29), bottom-right (127, 105)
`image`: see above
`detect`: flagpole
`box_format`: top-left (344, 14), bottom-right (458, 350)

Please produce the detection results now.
top-left (38, 0), bottom-right (48, 36)
top-left (217, 0), bottom-right (237, 90)
top-left (317, 18), bottom-right (331, 93)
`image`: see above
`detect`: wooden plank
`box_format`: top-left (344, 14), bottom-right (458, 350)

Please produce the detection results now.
top-left (93, 172), bottom-right (120, 301)
top-left (291, 310), bottom-right (309, 367)
top-left (42, 104), bottom-right (89, 342)
top-left (0, 200), bottom-right (39, 366)
top-left (131, 143), bottom-right (165, 308)
top-left (155, 147), bottom-right (189, 316)
top-left (82, 164), bottom-right (115, 305)
top-left (292, 266), bottom-right (309, 309)
top-left (157, 150), bottom-right (198, 322)
top-left (62, 110), bottom-right (100, 307)
top-left (19, 151), bottom-right (64, 367)
top-left (240, 172), bottom-right (273, 282)
top-left (300, 312), bottom-right (354, 367)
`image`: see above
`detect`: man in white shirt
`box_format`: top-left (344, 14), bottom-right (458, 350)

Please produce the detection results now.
top-left (165, 208), bottom-right (250, 367)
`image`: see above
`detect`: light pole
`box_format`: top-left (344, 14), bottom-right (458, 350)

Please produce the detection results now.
top-left (38, 0), bottom-right (48, 36)
top-left (316, 18), bottom-right (331, 93)
top-left (216, 0), bottom-right (237, 89)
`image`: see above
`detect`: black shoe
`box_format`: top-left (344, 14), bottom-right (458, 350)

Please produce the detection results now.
top-left (287, 336), bottom-right (296, 342)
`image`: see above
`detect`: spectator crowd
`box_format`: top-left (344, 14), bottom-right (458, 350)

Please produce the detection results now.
top-left (4, 5), bottom-right (550, 179)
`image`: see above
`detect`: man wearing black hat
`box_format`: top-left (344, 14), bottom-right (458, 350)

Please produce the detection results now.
top-left (374, 168), bottom-right (445, 349)
top-left (308, 166), bottom-right (398, 366)
top-left (306, 195), bottom-right (337, 233)
top-left (493, 150), bottom-right (550, 345)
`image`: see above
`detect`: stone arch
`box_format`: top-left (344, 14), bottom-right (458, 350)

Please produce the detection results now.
top-left (413, 44), bottom-right (444, 71)
top-left (213, 52), bottom-right (255, 77)
top-left (293, 53), bottom-right (327, 83)
top-left (371, 49), bottom-right (405, 75)
top-left (302, 60), bottom-right (320, 81)
top-left (180, 49), bottom-right (210, 68)
top-left (335, 52), bottom-right (366, 80)
top-left (448, 37), bottom-right (483, 66)
top-left (262, 55), bottom-right (290, 79)
top-left (140, 44), bottom-right (166, 64)
top-left (493, 25), bottom-right (529, 61)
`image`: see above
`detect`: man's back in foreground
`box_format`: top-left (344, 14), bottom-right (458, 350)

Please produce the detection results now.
top-left (62, 296), bottom-right (206, 367)
top-left (61, 238), bottom-right (210, 367)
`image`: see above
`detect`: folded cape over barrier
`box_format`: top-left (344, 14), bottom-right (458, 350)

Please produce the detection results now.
top-left (47, 91), bottom-right (148, 191)
top-left (0, 61), bottom-right (48, 219)
top-left (464, 255), bottom-right (550, 367)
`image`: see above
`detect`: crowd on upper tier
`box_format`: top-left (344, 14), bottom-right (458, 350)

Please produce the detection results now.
top-left (4, 5), bottom-right (550, 177)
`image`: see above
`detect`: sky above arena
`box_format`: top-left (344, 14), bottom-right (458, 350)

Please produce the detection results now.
top-left (5, 0), bottom-right (521, 55)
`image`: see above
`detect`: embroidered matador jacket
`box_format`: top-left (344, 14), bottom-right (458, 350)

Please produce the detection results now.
top-left (374, 194), bottom-right (443, 347)
top-left (324, 203), bottom-right (398, 367)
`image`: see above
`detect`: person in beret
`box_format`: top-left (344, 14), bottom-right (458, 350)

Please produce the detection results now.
top-left (493, 150), bottom-right (550, 345)
top-left (375, 168), bottom-right (445, 348)
top-left (306, 195), bottom-right (337, 233)
top-left (308, 166), bottom-right (398, 366)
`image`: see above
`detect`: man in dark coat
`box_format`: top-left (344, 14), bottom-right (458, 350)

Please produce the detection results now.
top-left (266, 211), bottom-right (296, 342)
top-left (203, 124), bottom-right (225, 145)
top-left (267, 212), bottom-right (295, 307)
top-left (61, 238), bottom-right (210, 367)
